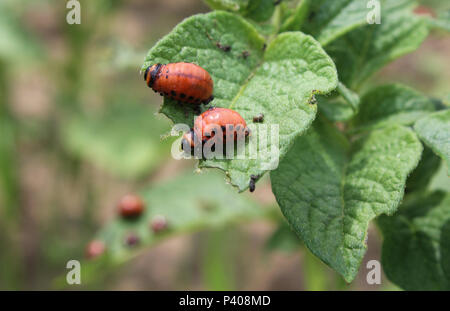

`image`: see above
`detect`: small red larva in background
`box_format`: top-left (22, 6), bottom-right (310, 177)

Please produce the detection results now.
top-left (85, 240), bottom-right (106, 259)
top-left (124, 233), bottom-right (140, 247)
top-left (182, 107), bottom-right (249, 148)
top-left (144, 62), bottom-right (214, 105)
top-left (118, 194), bottom-right (145, 218)
top-left (150, 215), bottom-right (168, 233)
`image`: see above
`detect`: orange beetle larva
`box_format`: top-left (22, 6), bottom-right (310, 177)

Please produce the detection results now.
top-left (144, 62), bottom-right (214, 105)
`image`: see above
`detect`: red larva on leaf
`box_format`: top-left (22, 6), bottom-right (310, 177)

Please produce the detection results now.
top-left (150, 215), bottom-right (168, 233)
top-left (124, 233), bottom-right (140, 247)
top-left (85, 240), bottom-right (106, 259)
top-left (118, 194), bottom-right (145, 218)
top-left (144, 62), bottom-right (214, 105)
top-left (181, 107), bottom-right (249, 149)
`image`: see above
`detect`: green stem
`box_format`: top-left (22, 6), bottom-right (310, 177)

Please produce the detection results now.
top-left (302, 248), bottom-right (329, 291)
top-left (0, 61), bottom-right (24, 289)
top-left (202, 229), bottom-right (237, 291)
top-left (268, 5), bottom-right (283, 44)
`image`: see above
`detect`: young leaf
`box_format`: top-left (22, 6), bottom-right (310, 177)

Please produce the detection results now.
top-left (245, 0), bottom-right (276, 22)
top-left (94, 172), bottom-right (265, 263)
top-left (61, 102), bottom-right (172, 179)
top-left (353, 84), bottom-right (435, 132)
top-left (406, 146), bottom-right (442, 193)
top-left (280, 0), bottom-right (310, 32)
top-left (204, 0), bottom-right (275, 22)
top-left (326, 9), bottom-right (429, 88)
top-left (142, 11), bottom-right (338, 191)
top-left (378, 191), bottom-right (450, 290)
top-left (271, 119), bottom-right (422, 282)
top-left (414, 109), bottom-right (450, 174)
top-left (204, 0), bottom-right (249, 12)
top-left (302, 0), bottom-right (414, 46)
top-left (318, 81), bottom-right (360, 122)
top-left (301, 0), bottom-right (371, 46)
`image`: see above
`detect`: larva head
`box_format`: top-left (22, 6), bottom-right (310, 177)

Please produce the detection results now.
top-left (144, 64), bottom-right (162, 87)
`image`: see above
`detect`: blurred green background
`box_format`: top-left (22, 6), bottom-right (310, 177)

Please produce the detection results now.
top-left (0, 0), bottom-right (448, 290)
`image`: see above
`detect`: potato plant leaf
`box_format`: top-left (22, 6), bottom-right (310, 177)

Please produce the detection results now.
top-left (354, 84), bottom-right (435, 132)
top-left (271, 119), bottom-right (422, 281)
top-left (326, 8), bottom-right (429, 88)
top-left (204, 0), bottom-right (275, 22)
top-left (302, 0), bottom-right (415, 46)
top-left (142, 11), bottom-right (338, 191)
top-left (302, 0), bottom-right (372, 46)
top-left (378, 192), bottom-right (450, 290)
top-left (413, 109), bottom-right (450, 174)
top-left (406, 146), bottom-right (442, 193)
top-left (280, 0), bottom-right (310, 32)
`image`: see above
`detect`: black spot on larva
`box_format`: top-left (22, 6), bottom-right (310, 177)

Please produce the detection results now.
top-left (221, 125), bottom-right (226, 131)
top-left (171, 90), bottom-right (176, 96)
top-left (166, 69), bottom-right (169, 73)
top-left (159, 93), bottom-right (163, 96)
top-left (262, 43), bottom-right (267, 51)
top-left (166, 75), bottom-right (168, 79)
top-left (188, 96), bottom-right (194, 101)
top-left (180, 93), bottom-right (186, 99)
top-left (125, 233), bottom-right (140, 246)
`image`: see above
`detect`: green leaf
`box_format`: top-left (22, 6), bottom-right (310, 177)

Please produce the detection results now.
top-left (354, 84), bottom-right (435, 132)
top-left (406, 146), bottom-right (442, 193)
top-left (414, 109), bottom-right (450, 174)
top-left (326, 8), bottom-right (429, 88)
top-left (280, 0), bottom-right (310, 32)
top-left (61, 102), bottom-right (172, 179)
top-left (302, 0), bottom-right (370, 46)
top-left (318, 81), bottom-right (360, 122)
top-left (302, 0), bottom-right (415, 46)
top-left (378, 191), bottom-right (450, 290)
top-left (271, 119), bottom-right (422, 281)
top-left (204, 0), bottom-right (275, 22)
top-left (426, 9), bottom-right (450, 32)
top-left (204, 0), bottom-right (249, 12)
top-left (245, 0), bottom-right (276, 22)
top-left (142, 11), bottom-right (338, 191)
top-left (94, 171), bottom-right (265, 263)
